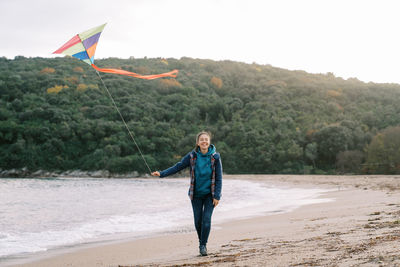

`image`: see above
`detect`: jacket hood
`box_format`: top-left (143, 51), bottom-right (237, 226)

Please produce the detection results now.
top-left (196, 144), bottom-right (216, 156)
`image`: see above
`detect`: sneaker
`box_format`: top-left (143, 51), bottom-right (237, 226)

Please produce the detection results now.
top-left (199, 245), bottom-right (208, 256)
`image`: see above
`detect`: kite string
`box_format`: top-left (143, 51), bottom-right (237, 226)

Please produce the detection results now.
top-left (95, 70), bottom-right (152, 174)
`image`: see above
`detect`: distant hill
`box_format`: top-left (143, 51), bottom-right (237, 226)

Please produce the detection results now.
top-left (1, 56), bottom-right (400, 175)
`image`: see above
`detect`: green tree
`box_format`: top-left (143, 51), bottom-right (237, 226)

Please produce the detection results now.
top-left (336, 150), bottom-right (364, 174)
top-left (313, 125), bottom-right (353, 168)
top-left (304, 142), bottom-right (317, 169)
top-left (364, 126), bottom-right (400, 174)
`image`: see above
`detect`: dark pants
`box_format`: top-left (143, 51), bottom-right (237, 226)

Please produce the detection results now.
top-left (191, 194), bottom-right (215, 246)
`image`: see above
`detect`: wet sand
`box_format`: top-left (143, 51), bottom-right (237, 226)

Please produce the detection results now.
top-left (11, 175), bottom-right (400, 267)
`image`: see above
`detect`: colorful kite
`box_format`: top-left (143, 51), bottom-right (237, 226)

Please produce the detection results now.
top-left (53, 23), bottom-right (180, 173)
top-left (53, 23), bottom-right (178, 80)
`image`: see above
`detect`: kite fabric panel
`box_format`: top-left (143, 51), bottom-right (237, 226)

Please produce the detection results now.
top-left (53, 24), bottom-right (106, 65)
top-left (53, 23), bottom-right (178, 79)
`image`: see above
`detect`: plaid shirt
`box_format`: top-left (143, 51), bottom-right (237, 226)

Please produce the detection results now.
top-left (159, 150), bottom-right (222, 200)
top-left (189, 151), bottom-right (216, 200)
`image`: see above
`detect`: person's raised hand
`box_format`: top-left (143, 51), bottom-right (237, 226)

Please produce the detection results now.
top-left (151, 171), bottom-right (160, 177)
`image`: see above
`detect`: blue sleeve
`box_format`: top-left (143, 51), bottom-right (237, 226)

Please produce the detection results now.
top-left (159, 152), bottom-right (191, 178)
top-left (214, 153), bottom-right (223, 200)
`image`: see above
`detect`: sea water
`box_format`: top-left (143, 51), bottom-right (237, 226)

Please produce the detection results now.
top-left (0, 177), bottom-right (332, 263)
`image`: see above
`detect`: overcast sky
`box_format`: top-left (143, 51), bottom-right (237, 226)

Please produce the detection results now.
top-left (1, 0), bottom-right (400, 84)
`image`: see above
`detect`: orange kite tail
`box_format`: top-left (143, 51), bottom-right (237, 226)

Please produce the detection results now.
top-left (91, 64), bottom-right (179, 80)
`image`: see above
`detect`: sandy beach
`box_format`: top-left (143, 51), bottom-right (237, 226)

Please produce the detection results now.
top-left (10, 175), bottom-right (400, 267)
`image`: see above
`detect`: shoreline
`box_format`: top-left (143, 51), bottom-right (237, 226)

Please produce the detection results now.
top-left (6, 175), bottom-right (400, 266)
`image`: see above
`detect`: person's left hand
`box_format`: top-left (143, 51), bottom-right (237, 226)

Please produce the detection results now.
top-left (213, 198), bottom-right (219, 207)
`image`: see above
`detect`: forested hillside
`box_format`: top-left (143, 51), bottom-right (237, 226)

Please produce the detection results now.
top-left (1, 56), bottom-right (400, 175)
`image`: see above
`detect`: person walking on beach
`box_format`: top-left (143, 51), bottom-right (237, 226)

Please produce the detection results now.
top-left (151, 131), bottom-right (222, 256)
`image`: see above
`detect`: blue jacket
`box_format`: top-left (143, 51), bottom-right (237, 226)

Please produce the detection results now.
top-left (159, 148), bottom-right (222, 200)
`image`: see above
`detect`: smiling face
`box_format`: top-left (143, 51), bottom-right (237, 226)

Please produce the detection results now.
top-left (197, 133), bottom-right (211, 153)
